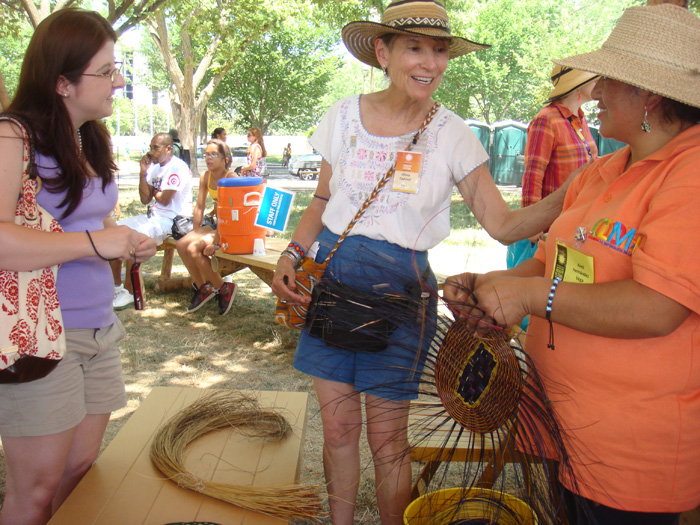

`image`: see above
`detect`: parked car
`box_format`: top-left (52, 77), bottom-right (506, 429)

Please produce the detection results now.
top-left (197, 144), bottom-right (267, 177)
top-left (288, 152), bottom-right (321, 180)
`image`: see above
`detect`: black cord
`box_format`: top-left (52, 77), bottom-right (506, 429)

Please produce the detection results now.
top-left (85, 230), bottom-right (118, 262)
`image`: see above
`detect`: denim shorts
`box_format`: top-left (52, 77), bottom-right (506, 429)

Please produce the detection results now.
top-left (294, 228), bottom-right (437, 401)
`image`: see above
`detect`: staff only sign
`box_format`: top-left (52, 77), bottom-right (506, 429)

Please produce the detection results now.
top-left (255, 186), bottom-right (295, 233)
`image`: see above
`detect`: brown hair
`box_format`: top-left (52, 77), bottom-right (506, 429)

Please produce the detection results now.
top-left (7, 9), bottom-right (118, 217)
top-left (248, 128), bottom-right (267, 158)
top-left (658, 97), bottom-right (700, 126)
top-left (206, 138), bottom-right (232, 169)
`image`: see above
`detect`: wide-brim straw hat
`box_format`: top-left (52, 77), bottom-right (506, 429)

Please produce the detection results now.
top-left (547, 65), bottom-right (598, 103)
top-left (554, 4), bottom-right (700, 109)
top-left (342, 0), bottom-right (489, 69)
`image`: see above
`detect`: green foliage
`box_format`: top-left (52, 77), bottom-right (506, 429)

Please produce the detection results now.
top-left (435, 0), bottom-right (644, 123)
top-left (311, 0), bottom-right (385, 30)
top-left (0, 14), bottom-right (32, 102)
top-left (210, 16), bottom-right (341, 134)
top-left (103, 96), bottom-right (171, 136)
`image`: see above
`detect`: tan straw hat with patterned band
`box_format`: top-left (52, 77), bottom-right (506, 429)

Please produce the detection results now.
top-left (342, 0), bottom-right (489, 69)
top-left (554, 4), bottom-right (700, 109)
top-left (547, 65), bottom-right (598, 103)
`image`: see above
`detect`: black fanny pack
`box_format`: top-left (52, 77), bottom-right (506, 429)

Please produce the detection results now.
top-left (171, 214), bottom-right (217, 240)
top-left (306, 274), bottom-right (429, 353)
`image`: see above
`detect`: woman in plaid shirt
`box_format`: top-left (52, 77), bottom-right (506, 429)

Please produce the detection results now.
top-left (522, 65), bottom-right (599, 208)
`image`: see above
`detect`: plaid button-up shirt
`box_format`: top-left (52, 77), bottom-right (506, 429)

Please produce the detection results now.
top-left (521, 101), bottom-right (598, 208)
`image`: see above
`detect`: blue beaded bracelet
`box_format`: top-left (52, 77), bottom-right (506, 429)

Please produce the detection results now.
top-left (545, 277), bottom-right (562, 321)
top-left (546, 277), bottom-right (562, 350)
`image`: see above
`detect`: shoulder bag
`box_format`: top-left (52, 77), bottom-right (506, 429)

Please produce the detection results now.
top-left (274, 103), bottom-right (440, 331)
top-left (0, 116), bottom-right (66, 383)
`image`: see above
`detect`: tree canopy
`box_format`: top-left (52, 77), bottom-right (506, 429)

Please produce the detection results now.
top-left (210, 18), bottom-right (341, 135)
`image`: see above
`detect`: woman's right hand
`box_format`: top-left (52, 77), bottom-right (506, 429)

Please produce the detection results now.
top-left (272, 256), bottom-right (310, 304)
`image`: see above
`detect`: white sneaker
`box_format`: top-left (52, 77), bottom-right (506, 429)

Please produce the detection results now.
top-left (113, 287), bottom-right (134, 310)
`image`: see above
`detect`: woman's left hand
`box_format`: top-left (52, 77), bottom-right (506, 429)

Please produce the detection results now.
top-left (203, 243), bottom-right (219, 257)
top-left (470, 276), bottom-right (549, 335)
top-left (133, 235), bottom-right (157, 262)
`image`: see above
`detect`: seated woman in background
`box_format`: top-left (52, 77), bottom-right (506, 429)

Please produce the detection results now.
top-left (446, 5), bottom-right (700, 524)
top-left (176, 139), bottom-right (238, 315)
top-left (240, 128), bottom-right (266, 177)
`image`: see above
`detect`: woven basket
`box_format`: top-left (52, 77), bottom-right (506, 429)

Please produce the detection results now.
top-left (434, 321), bottom-right (522, 434)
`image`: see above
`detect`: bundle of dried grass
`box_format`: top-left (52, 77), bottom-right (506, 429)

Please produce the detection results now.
top-left (150, 390), bottom-right (324, 520)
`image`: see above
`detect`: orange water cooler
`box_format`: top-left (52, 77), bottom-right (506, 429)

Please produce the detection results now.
top-left (217, 177), bottom-right (266, 254)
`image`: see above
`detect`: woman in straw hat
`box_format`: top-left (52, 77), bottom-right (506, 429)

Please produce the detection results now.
top-left (446, 4), bottom-right (700, 523)
top-left (272, 0), bottom-right (571, 522)
top-left (521, 65), bottom-right (599, 213)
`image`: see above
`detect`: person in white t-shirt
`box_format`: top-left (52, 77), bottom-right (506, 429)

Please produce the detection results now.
top-left (112, 132), bottom-right (193, 309)
top-left (270, 1), bottom-right (574, 522)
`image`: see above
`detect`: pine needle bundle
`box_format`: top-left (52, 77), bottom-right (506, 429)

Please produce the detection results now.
top-left (150, 390), bottom-right (324, 520)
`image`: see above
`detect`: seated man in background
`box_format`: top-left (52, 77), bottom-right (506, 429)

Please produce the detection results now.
top-left (112, 132), bottom-right (193, 309)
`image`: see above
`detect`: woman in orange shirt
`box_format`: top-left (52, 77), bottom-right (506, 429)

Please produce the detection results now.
top-left (446, 5), bottom-right (700, 523)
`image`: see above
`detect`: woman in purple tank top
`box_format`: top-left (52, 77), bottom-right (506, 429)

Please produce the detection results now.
top-left (0, 9), bottom-right (156, 521)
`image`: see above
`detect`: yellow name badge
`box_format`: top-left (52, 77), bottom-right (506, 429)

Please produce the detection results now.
top-left (392, 151), bottom-right (422, 193)
top-left (551, 241), bottom-right (595, 284)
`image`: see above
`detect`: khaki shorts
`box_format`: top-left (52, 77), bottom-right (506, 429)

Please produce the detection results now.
top-left (0, 320), bottom-right (127, 437)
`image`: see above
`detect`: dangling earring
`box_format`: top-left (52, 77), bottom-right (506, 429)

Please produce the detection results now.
top-left (641, 106), bottom-right (651, 133)
top-left (381, 64), bottom-right (388, 77)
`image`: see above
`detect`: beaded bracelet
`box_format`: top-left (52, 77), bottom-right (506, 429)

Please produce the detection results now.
top-left (287, 241), bottom-right (306, 259)
top-left (546, 277), bottom-right (562, 350)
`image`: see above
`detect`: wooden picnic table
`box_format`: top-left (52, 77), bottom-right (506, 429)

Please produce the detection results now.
top-left (150, 237), bottom-right (287, 293)
top-left (49, 387), bottom-right (310, 525)
top-left (212, 237), bottom-right (287, 288)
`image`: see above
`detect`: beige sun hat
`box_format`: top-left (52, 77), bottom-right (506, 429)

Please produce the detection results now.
top-left (341, 0), bottom-right (489, 69)
top-left (547, 65), bottom-right (598, 103)
top-left (554, 4), bottom-right (700, 109)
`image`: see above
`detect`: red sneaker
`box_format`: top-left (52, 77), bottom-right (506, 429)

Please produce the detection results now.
top-left (217, 282), bottom-right (238, 316)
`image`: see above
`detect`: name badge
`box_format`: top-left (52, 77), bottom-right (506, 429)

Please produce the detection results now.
top-left (551, 241), bottom-right (595, 284)
top-left (392, 151), bottom-right (422, 194)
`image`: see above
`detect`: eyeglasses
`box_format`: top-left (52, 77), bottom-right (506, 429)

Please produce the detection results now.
top-left (82, 62), bottom-right (123, 82)
top-left (204, 153), bottom-right (224, 159)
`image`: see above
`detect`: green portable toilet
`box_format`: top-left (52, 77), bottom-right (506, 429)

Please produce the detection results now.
top-left (465, 119), bottom-right (492, 154)
top-left (590, 125), bottom-right (626, 157)
top-left (491, 120), bottom-right (527, 186)
top-left (465, 119), bottom-right (492, 171)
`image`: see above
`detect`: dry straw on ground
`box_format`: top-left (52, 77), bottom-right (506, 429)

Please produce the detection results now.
top-left (150, 390), bottom-right (325, 520)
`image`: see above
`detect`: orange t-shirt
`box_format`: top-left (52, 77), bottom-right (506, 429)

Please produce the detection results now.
top-left (527, 124), bottom-right (700, 512)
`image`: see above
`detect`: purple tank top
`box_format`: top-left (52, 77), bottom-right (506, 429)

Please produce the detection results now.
top-left (35, 153), bottom-right (118, 329)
